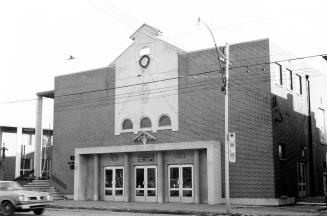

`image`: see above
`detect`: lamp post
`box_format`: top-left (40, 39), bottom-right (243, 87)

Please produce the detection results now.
top-left (197, 18), bottom-right (231, 214)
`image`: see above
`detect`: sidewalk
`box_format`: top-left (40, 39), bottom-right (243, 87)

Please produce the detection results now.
top-left (51, 200), bottom-right (327, 216)
top-left (297, 196), bottom-right (327, 206)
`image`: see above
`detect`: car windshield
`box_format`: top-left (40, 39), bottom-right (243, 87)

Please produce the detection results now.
top-left (0, 182), bottom-right (22, 191)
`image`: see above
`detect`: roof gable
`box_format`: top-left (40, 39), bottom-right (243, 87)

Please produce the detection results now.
top-left (130, 24), bottom-right (162, 41)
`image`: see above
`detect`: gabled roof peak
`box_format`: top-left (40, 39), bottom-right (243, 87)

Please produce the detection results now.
top-left (130, 23), bottom-right (162, 40)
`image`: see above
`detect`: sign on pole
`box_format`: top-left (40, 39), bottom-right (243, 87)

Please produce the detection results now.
top-left (228, 132), bottom-right (236, 163)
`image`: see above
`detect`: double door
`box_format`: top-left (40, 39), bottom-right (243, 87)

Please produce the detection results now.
top-left (104, 167), bottom-right (124, 201)
top-left (168, 165), bottom-right (194, 203)
top-left (135, 166), bottom-right (157, 202)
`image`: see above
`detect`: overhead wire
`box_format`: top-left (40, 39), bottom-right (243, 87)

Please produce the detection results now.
top-left (0, 53), bottom-right (326, 106)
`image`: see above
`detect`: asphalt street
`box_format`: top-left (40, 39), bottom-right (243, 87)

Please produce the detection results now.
top-left (13, 209), bottom-right (193, 216)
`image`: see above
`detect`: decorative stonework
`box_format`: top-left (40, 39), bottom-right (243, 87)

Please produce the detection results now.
top-left (134, 131), bottom-right (156, 145)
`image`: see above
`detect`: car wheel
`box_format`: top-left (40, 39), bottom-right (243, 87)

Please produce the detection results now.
top-left (33, 208), bottom-right (45, 215)
top-left (1, 201), bottom-right (14, 216)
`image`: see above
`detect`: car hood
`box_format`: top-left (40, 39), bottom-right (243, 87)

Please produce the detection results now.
top-left (12, 190), bottom-right (49, 197)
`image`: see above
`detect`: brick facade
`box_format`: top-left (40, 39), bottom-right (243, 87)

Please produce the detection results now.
top-left (52, 37), bottom-right (326, 201)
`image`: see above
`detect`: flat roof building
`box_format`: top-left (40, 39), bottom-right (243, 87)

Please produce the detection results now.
top-left (44, 24), bottom-right (327, 205)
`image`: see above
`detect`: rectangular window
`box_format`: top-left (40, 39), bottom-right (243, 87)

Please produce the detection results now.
top-left (276, 63), bottom-right (283, 85)
top-left (20, 158), bottom-right (32, 176)
top-left (278, 144), bottom-right (286, 160)
top-left (288, 69), bottom-right (293, 90)
top-left (297, 74), bottom-right (302, 94)
top-left (318, 108), bottom-right (327, 144)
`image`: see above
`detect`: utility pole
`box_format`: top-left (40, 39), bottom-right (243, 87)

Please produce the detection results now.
top-left (197, 17), bottom-right (231, 214)
top-left (305, 75), bottom-right (315, 196)
top-left (224, 43), bottom-right (231, 213)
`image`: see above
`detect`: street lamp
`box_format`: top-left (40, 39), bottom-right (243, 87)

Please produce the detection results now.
top-left (197, 18), bottom-right (231, 214)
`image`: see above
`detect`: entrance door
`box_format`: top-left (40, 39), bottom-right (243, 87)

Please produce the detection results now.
top-left (168, 165), bottom-right (194, 203)
top-left (104, 167), bottom-right (124, 201)
top-left (297, 163), bottom-right (307, 198)
top-left (135, 166), bottom-right (157, 202)
top-left (323, 173), bottom-right (327, 195)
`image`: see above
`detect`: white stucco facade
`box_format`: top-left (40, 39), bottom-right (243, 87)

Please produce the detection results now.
top-left (112, 25), bottom-right (183, 135)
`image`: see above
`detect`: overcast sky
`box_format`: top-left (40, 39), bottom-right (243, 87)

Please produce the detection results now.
top-left (0, 0), bottom-right (327, 128)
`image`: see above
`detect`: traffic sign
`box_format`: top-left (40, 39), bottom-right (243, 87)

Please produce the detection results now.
top-left (228, 132), bottom-right (236, 163)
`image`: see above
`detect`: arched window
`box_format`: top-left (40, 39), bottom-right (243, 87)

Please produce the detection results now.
top-left (140, 117), bottom-right (152, 128)
top-left (159, 115), bottom-right (171, 127)
top-left (122, 119), bottom-right (133, 130)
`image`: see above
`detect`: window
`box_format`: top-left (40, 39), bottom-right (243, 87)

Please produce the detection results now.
top-left (140, 117), bottom-right (152, 129)
top-left (317, 108), bottom-right (326, 144)
top-left (122, 119), bottom-right (133, 130)
top-left (159, 115), bottom-right (171, 127)
top-left (20, 158), bottom-right (32, 176)
top-left (140, 47), bottom-right (150, 56)
top-left (297, 74), bottom-right (302, 94)
top-left (22, 133), bottom-right (34, 146)
top-left (288, 69), bottom-right (293, 90)
top-left (278, 144), bottom-right (286, 160)
top-left (276, 63), bottom-right (283, 85)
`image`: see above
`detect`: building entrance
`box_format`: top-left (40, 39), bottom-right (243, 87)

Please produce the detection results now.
top-left (297, 163), bottom-right (307, 198)
top-left (168, 164), bottom-right (194, 203)
top-left (104, 167), bottom-right (124, 201)
top-left (135, 166), bottom-right (157, 202)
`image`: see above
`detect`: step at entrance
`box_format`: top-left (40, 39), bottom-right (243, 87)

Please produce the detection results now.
top-left (22, 180), bottom-right (65, 200)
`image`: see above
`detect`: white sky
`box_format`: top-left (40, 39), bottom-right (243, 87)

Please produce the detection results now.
top-left (0, 0), bottom-right (327, 128)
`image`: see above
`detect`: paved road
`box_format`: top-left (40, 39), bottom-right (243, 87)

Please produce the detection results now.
top-left (14, 209), bottom-right (192, 216)
top-left (11, 207), bottom-right (327, 216)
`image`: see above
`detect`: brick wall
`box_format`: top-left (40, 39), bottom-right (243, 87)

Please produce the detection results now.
top-left (311, 112), bottom-right (327, 195)
top-left (53, 39), bottom-right (276, 198)
top-left (178, 39), bottom-right (275, 198)
top-left (271, 94), bottom-right (310, 198)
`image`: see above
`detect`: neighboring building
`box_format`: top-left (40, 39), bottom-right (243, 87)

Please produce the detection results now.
top-left (47, 24), bottom-right (327, 205)
top-left (0, 126), bottom-right (53, 180)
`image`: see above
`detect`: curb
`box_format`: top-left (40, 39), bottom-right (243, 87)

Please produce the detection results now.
top-left (49, 205), bottom-right (254, 216)
top-left (297, 202), bottom-right (326, 206)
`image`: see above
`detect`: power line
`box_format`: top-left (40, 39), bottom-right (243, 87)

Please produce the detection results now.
top-left (0, 53), bottom-right (326, 106)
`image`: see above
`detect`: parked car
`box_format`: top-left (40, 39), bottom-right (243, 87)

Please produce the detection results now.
top-left (0, 181), bottom-right (53, 216)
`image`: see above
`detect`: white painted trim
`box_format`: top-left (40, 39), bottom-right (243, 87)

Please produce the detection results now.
top-left (157, 126), bottom-right (172, 131)
top-left (76, 140), bottom-right (218, 155)
top-left (15, 127), bottom-right (23, 178)
top-left (120, 129), bottom-right (134, 134)
top-left (74, 140), bottom-right (221, 204)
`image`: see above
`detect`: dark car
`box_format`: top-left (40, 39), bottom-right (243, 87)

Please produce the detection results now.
top-left (0, 181), bottom-right (53, 216)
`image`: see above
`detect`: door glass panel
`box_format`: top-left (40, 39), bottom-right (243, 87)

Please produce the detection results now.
top-left (170, 190), bottom-right (179, 197)
top-left (105, 169), bottom-right (113, 188)
top-left (183, 190), bottom-right (192, 197)
top-left (182, 167), bottom-right (192, 188)
top-left (136, 168), bottom-right (144, 188)
top-left (136, 190), bottom-right (144, 196)
top-left (170, 167), bottom-right (179, 189)
top-left (115, 190), bottom-right (123, 196)
top-left (147, 168), bottom-right (156, 188)
top-left (105, 189), bottom-right (112, 195)
top-left (115, 169), bottom-right (124, 188)
top-left (136, 168), bottom-right (144, 197)
top-left (147, 190), bottom-right (156, 196)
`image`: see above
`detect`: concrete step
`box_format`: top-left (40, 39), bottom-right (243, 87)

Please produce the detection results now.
top-left (26, 182), bottom-right (53, 186)
top-left (23, 185), bottom-right (53, 188)
top-left (22, 180), bottom-right (65, 200)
